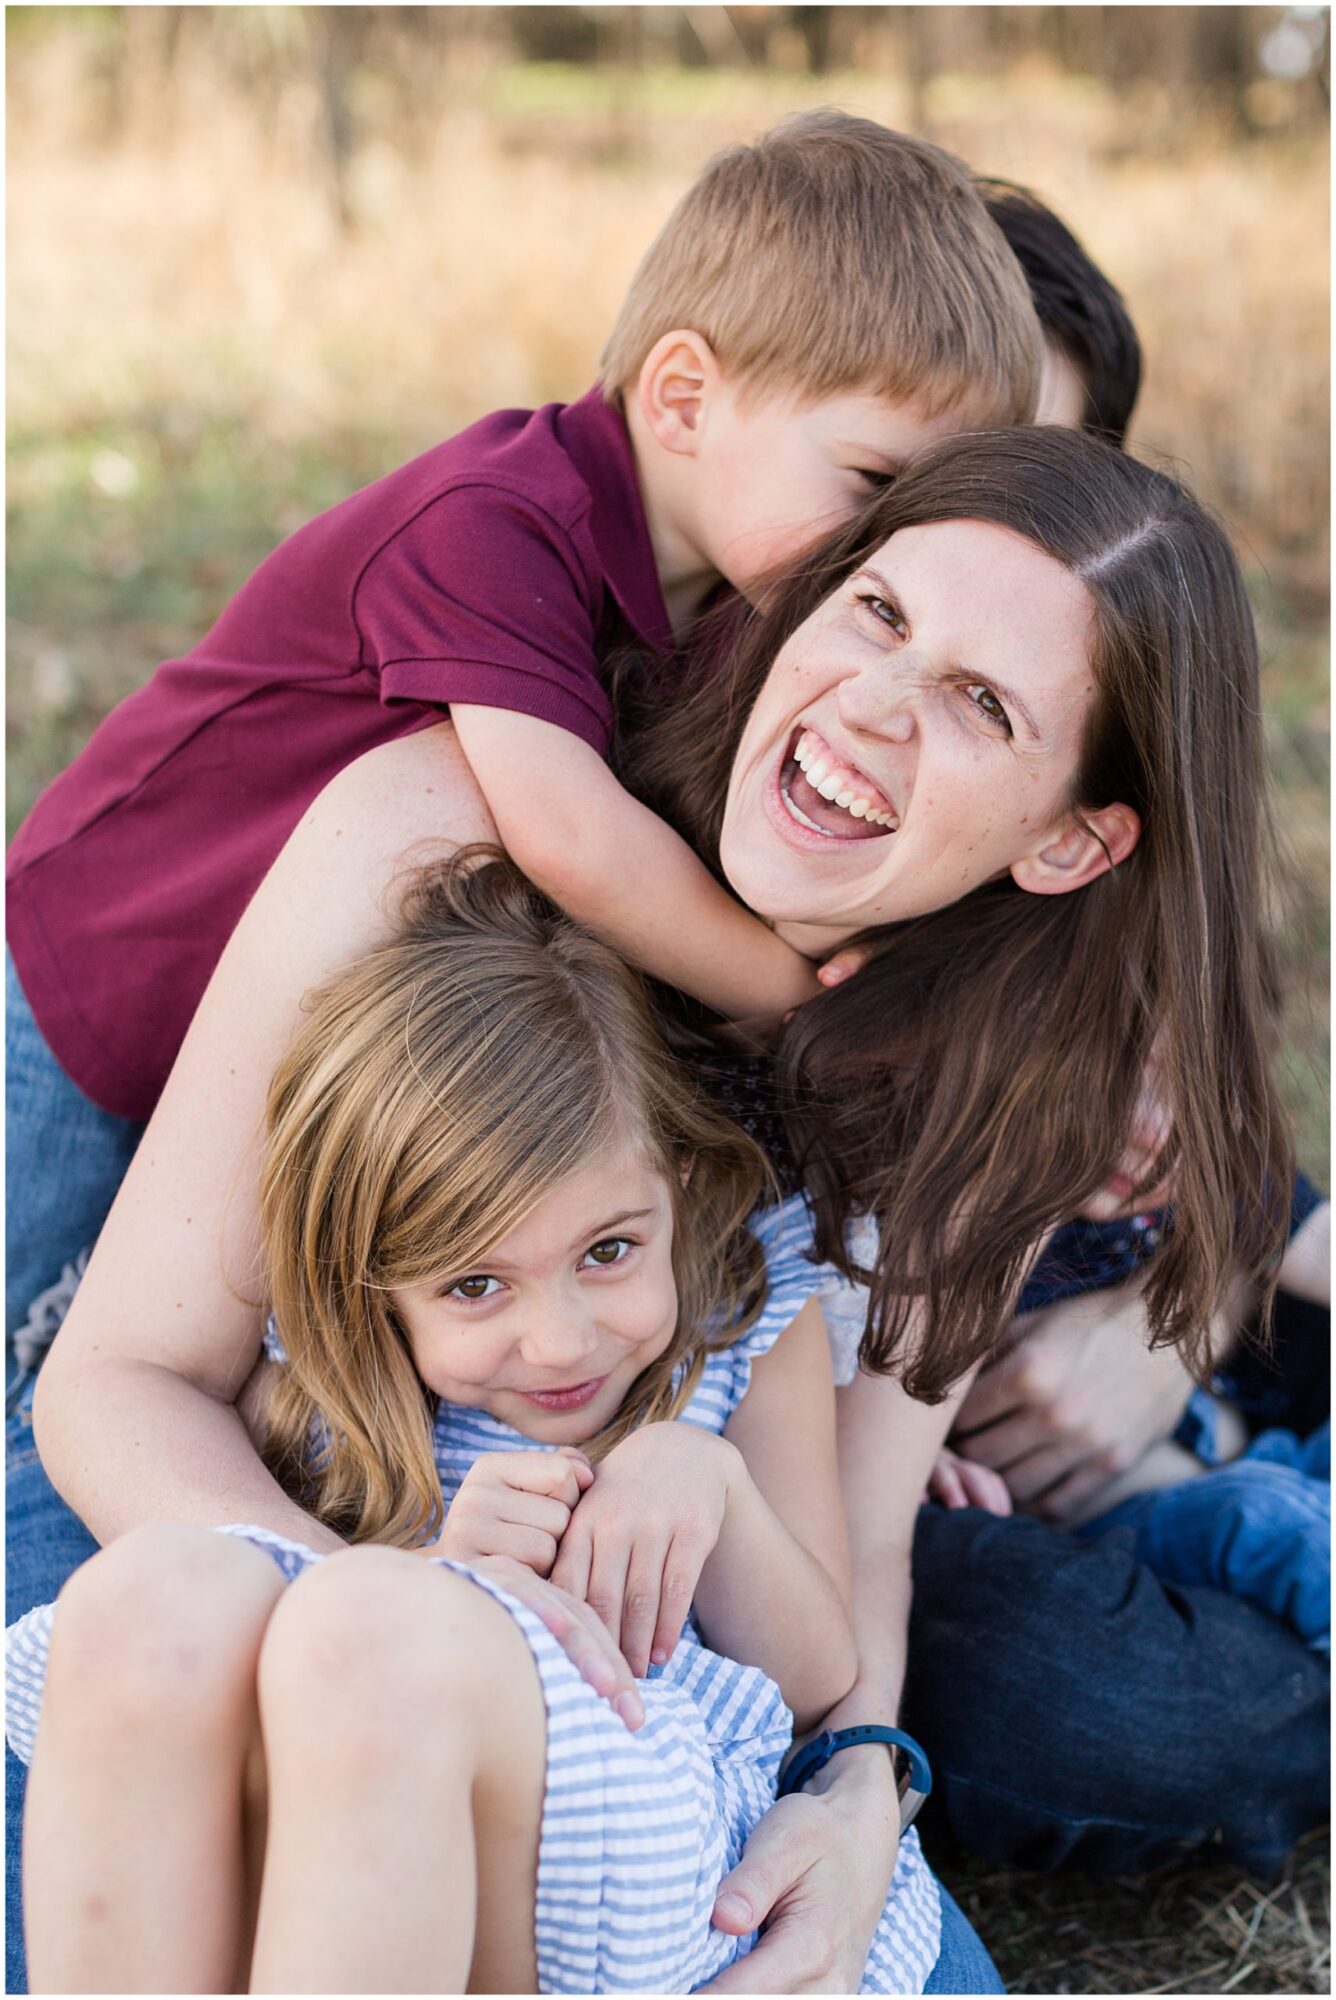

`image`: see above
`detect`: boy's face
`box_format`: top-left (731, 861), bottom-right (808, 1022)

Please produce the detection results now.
top-left (693, 380), bottom-right (984, 601)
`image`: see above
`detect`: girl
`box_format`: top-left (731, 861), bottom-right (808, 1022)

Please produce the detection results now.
top-left (9, 854), bottom-right (996, 1994)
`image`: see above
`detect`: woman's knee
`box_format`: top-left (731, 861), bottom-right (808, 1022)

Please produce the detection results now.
top-left (257, 1550), bottom-right (540, 1767)
top-left (47, 1525), bottom-right (284, 1739)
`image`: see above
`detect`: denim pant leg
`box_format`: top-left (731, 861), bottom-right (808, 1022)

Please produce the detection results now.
top-left (1087, 1460), bottom-right (1331, 1651)
top-left (6, 950), bottom-right (144, 1343)
top-left (903, 1502), bottom-right (1330, 1876)
top-left (6, 1378), bottom-right (102, 1996)
top-left (922, 1883), bottom-right (1004, 1994)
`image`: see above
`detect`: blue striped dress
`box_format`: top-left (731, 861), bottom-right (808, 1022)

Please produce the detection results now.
top-left (7, 1196), bottom-right (941, 1993)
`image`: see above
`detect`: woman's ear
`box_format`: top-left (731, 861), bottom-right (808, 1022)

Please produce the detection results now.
top-left (635, 330), bottom-right (722, 457)
top-left (1010, 802), bottom-right (1141, 896)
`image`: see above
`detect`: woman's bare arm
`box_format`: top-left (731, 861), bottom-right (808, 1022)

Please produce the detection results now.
top-left (34, 723), bottom-right (494, 1550)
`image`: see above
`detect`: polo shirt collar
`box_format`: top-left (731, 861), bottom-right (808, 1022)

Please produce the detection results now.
top-left (558, 386), bottom-right (675, 654)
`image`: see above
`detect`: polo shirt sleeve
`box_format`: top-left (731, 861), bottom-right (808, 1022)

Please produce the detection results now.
top-left (356, 483), bottom-right (613, 755)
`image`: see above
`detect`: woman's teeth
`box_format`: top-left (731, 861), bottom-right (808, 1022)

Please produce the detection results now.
top-left (793, 730), bottom-right (898, 829)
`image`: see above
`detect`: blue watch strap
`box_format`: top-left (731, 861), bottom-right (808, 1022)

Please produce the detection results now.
top-left (777, 1725), bottom-right (932, 1830)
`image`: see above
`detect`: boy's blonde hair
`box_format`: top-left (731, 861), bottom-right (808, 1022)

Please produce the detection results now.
top-left (257, 851), bottom-right (770, 1548)
top-left (600, 109), bottom-right (1040, 424)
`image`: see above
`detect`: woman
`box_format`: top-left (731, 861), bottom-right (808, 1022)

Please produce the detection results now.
top-left (11, 429), bottom-right (1322, 1988)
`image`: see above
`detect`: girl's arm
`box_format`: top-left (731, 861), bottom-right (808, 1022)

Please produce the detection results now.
top-left (701, 1356), bottom-right (968, 1996)
top-left (33, 725), bottom-right (496, 1548)
top-left (451, 704), bottom-right (820, 1023)
top-left (552, 1299), bottom-right (857, 1730)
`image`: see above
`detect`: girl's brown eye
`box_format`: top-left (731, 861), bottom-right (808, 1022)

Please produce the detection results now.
top-left (583, 1237), bottom-right (632, 1267)
top-left (448, 1274), bottom-right (501, 1301)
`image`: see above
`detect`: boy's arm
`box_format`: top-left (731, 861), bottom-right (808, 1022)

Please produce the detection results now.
top-left (450, 704), bottom-right (820, 1022)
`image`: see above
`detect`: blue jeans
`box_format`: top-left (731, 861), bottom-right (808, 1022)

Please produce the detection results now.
top-left (1083, 1422), bottom-right (1330, 1653)
top-left (6, 1374), bottom-right (101, 1995)
top-left (5, 950), bottom-right (143, 1346)
top-left (924, 1883), bottom-right (1004, 1993)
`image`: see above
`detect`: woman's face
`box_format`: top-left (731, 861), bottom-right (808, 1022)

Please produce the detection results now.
top-left (719, 518), bottom-right (1101, 953)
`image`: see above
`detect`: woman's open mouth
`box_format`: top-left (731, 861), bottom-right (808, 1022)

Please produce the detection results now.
top-left (777, 727), bottom-right (898, 841)
top-left (514, 1376), bottom-right (608, 1412)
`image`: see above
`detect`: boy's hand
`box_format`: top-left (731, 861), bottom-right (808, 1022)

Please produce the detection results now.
top-left (551, 1424), bottom-right (740, 1676)
top-left (427, 1447), bottom-right (593, 1575)
top-left (925, 1444), bottom-right (1012, 1516)
top-left (815, 942), bottom-right (874, 991)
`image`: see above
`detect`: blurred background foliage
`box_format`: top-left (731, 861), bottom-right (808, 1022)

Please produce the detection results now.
top-left (4, 12), bottom-right (1331, 1986)
top-left (6, 3), bottom-right (1329, 1183)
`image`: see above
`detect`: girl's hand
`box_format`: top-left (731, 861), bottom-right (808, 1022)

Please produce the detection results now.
top-left (462, 1554), bottom-right (645, 1732)
top-left (925, 1444), bottom-right (1012, 1516)
top-left (427, 1447), bottom-right (593, 1574)
top-left (550, 1424), bottom-right (740, 1677)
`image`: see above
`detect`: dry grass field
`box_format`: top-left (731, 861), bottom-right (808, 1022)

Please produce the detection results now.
top-left (6, 13), bottom-right (1330, 1993)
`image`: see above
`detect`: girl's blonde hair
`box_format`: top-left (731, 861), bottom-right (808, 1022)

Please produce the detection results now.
top-left (257, 851), bottom-right (770, 1546)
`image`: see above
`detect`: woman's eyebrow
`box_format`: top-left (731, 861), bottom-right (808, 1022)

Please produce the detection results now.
top-left (856, 565), bottom-right (1041, 741)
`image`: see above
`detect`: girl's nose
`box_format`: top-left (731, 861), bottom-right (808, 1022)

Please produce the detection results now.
top-left (518, 1306), bottom-right (600, 1374)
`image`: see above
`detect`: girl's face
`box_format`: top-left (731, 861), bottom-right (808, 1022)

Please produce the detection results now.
top-left (719, 518), bottom-right (1101, 954)
top-left (390, 1140), bottom-right (679, 1445)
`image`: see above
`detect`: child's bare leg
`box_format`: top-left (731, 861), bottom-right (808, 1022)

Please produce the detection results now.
top-left (250, 1549), bottom-right (545, 1995)
top-left (24, 1525), bottom-right (286, 1994)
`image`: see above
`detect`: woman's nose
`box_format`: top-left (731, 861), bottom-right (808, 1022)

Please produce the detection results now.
top-left (837, 664), bottom-right (917, 745)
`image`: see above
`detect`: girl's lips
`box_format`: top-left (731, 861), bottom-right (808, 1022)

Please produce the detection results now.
top-left (514, 1376), bottom-right (608, 1412)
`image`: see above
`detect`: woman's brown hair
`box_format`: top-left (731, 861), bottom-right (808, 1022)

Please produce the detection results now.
top-left (258, 851), bottom-right (769, 1544)
top-left (617, 426), bottom-right (1294, 1400)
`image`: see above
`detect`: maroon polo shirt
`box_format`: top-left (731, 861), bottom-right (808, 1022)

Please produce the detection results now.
top-left (7, 388), bottom-right (674, 1121)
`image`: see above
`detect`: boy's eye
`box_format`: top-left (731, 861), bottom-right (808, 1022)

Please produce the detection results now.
top-left (446, 1274), bottom-right (503, 1301)
top-left (582, 1237), bottom-right (634, 1268)
top-left (857, 592), bottom-right (908, 639)
top-left (965, 684), bottom-right (1012, 734)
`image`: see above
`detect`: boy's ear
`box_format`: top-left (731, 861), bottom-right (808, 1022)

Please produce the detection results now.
top-left (636, 330), bottom-right (722, 458)
top-left (1010, 802), bottom-right (1141, 896)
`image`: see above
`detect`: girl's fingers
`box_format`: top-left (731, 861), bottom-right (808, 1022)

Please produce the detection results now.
top-left (649, 1536), bottom-right (699, 1667)
top-left (1031, 1458), bottom-right (1123, 1525)
top-left (585, 1535), bottom-right (632, 1648)
top-left (490, 1523), bottom-right (560, 1576)
top-left (468, 1558), bottom-right (644, 1730)
top-left (494, 1451), bottom-right (591, 1508)
top-left (927, 1457), bottom-right (967, 1509)
top-left (1003, 1441), bottom-right (1087, 1507)
top-left (496, 1492), bottom-right (575, 1544)
top-left (958, 1459), bottom-right (1013, 1516)
top-left (550, 1522), bottom-right (592, 1605)
top-left (618, 1537), bottom-right (669, 1678)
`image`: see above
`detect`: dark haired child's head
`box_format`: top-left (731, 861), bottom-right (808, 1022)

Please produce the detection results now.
top-left (257, 853), bottom-right (768, 1546)
top-left (978, 177), bottom-right (1142, 446)
top-left (600, 111), bottom-right (1043, 607)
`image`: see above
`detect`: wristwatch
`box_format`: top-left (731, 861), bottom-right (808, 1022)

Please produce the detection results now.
top-left (776, 1724), bottom-right (932, 1831)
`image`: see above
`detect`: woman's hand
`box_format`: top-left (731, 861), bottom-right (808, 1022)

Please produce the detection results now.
top-left (924, 1444), bottom-right (1012, 1516)
top-left (461, 1554), bottom-right (645, 1731)
top-left (699, 1751), bottom-right (900, 1992)
top-left (952, 1279), bottom-right (1201, 1522)
top-left (550, 1423), bottom-right (739, 1676)
top-left (426, 1447), bottom-right (593, 1574)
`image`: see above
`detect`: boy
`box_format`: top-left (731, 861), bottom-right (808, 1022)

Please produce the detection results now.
top-left (6, 110), bottom-right (1040, 1332)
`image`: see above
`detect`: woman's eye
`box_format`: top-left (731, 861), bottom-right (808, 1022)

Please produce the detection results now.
top-left (965, 684), bottom-right (1012, 734)
top-left (855, 468), bottom-right (895, 491)
top-left (857, 593), bottom-right (908, 639)
top-left (446, 1274), bottom-right (503, 1301)
top-left (582, 1237), bottom-right (634, 1269)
